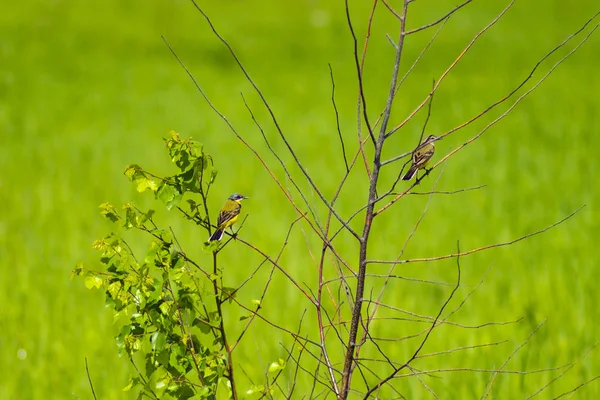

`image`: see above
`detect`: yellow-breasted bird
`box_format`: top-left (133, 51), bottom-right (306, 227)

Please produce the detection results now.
top-left (208, 193), bottom-right (249, 242)
top-left (402, 134), bottom-right (438, 181)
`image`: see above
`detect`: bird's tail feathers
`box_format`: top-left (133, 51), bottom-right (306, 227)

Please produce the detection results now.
top-left (402, 165), bottom-right (417, 181)
top-left (209, 228), bottom-right (224, 242)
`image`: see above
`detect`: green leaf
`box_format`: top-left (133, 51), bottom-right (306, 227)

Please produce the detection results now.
top-left (188, 141), bottom-right (203, 159)
top-left (207, 312), bottom-right (222, 329)
top-left (246, 385), bottom-right (264, 395)
top-left (99, 202), bottom-right (120, 222)
top-left (181, 307), bottom-right (196, 326)
top-left (155, 379), bottom-right (168, 390)
top-left (171, 383), bottom-right (195, 399)
top-left (210, 168), bottom-right (218, 184)
top-left (239, 315), bottom-right (251, 321)
top-left (195, 386), bottom-right (212, 398)
top-left (107, 280), bottom-right (122, 298)
top-left (141, 209), bottom-right (155, 224)
top-left (156, 183), bottom-right (182, 210)
top-left (130, 322), bottom-right (144, 335)
top-left (84, 275), bottom-right (104, 289)
top-left (186, 199), bottom-right (197, 212)
top-left (193, 318), bottom-right (213, 334)
top-left (157, 349), bottom-right (170, 368)
top-left (135, 177), bottom-right (158, 193)
top-left (122, 376), bottom-right (136, 392)
top-left (179, 168), bottom-right (198, 192)
top-left (159, 301), bottom-right (171, 315)
top-left (204, 366), bottom-right (216, 377)
top-left (268, 358), bottom-right (286, 373)
top-left (168, 130), bottom-right (180, 142)
top-left (203, 241), bottom-right (220, 253)
top-left (71, 263), bottom-right (84, 278)
top-left (151, 332), bottom-right (167, 352)
top-left (124, 206), bottom-right (140, 229)
top-left (175, 150), bottom-right (191, 171)
top-left (124, 333), bottom-right (142, 353)
top-left (144, 353), bottom-right (157, 379)
top-left (124, 164), bottom-right (143, 180)
top-left (157, 183), bottom-right (176, 204)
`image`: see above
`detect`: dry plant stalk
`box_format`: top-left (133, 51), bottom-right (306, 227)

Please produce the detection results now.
top-left (161, 0), bottom-right (599, 398)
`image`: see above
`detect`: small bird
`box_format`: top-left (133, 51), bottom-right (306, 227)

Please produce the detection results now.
top-left (208, 193), bottom-right (249, 242)
top-left (402, 135), bottom-right (438, 181)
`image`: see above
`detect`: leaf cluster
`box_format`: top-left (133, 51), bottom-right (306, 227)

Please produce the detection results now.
top-left (75, 133), bottom-right (236, 399)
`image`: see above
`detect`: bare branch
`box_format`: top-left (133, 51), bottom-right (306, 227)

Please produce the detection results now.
top-left (354, 164), bottom-right (446, 368)
top-left (364, 240), bottom-right (463, 397)
top-left (188, 0), bottom-right (361, 242)
top-left (239, 93), bottom-right (322, 230)
top-left (416, 340), bottom-right (508, 360)
top-left (482, 320), bottom-right (546, 398)
top-left (329, 64), bottom-right (349, 173)
top-left (231, 214), bottom-right (304, 351)
top-left (552, 375), bottom-right (600, 400)
top-left (395, 364), bottom-right (573, 378)
top-left (407, 364), bottom-right (440, 399)
top-left (527, 338), bottom-right (600, 399)
top-left (341, 1), bottom-right (411, 395)
top-left (406, 0), bottom-right (473, 35)
top-left (85, 357), bottom-right (97, 400)
top-left (431, 17), bottom-right (600, 171)
top-left (345, 0), bottom-right (376, 146)
top-left (368, 205), bottom-right (585, 265)
top-left (381, 0), bottom-right (402, 21)
top-left (323, 273), bottom-right (455, 287)
top-left (386, 0), bottom-right (516, 138)
top-left (406, 184), bottom-right (486, 195)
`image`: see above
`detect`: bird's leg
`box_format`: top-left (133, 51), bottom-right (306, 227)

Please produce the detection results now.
top-left (416, 168), bottom-right (432, 185)
top-left (414, 171), bottom-right (422, 185)
top-left (230, 227), bottom-right (238, 240)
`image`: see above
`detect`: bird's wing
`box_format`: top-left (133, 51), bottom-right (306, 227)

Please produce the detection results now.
top-left (413, 145), bottom-right (434, 167)
top-left (217, 206), bottom-right (240, 227)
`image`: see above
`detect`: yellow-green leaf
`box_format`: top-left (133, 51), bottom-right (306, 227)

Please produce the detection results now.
top-left (84, 275), bottom-right (104, 289)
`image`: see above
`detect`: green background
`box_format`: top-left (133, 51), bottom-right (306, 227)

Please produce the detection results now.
top-left (1, 0), bottom-right (599, 398)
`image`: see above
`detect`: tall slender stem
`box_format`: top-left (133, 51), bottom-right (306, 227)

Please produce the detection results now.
top-left (339, 1), bottom-right (409, 398)
top-left (212, 251), bottom-right (238, 399)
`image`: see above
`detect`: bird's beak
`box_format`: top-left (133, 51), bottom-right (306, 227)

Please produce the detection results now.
top-left (243, 196), bottom-right (249, 199)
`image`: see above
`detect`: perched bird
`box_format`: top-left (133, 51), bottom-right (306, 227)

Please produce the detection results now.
top-left (402, 135), bottom-right (438, 181)
top-left (208, 193), bottom-right (249, 242)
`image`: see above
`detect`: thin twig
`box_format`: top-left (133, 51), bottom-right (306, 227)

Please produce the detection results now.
top-left (527, 338), bottom-right (600, 399)
top-left (329, 64), bottom-right (349, 173)
top-left (430, 18), bottom-right (600, 173)
top-left (406, 0), bottom-right (473, 35)
top-left (368, 205), bottom-right (585, 265)
top-left (552, 375), bottom-right (600, 400)
top-left (482, 320), bottom-right (546, 398)
top-left (340, 1), bottom-right (410, 395)
top-left (364, 240), bottom-right (463, 397)
top-left (386, 0), bottom-right (516, 138)
top-left (345, 0), bottom-right (376, 146)
top-left (212, 251), bottom-right (238, 399)
top-left (406, 185), bottom-right (486, 195)
top-left (85, 357), bottom-right (97, 400)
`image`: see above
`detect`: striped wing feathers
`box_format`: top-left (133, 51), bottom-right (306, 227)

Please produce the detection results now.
top-left (217, 205), bottom-right (240, 227)
top-left (413, 145), bottom-right (434, 168)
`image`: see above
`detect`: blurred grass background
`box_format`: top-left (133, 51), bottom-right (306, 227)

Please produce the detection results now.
top-left (1, 0), bottom-right (599, 398)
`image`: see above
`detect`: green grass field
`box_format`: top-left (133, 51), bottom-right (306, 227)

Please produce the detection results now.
top-left (2, 0), bottom-right (599, 398)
